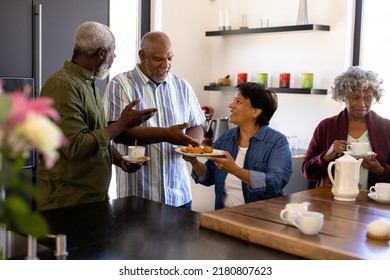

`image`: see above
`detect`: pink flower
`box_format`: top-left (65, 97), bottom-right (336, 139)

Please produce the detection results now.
top-left (1, 90), bottom-right (67, 169)
top-left (13, 113), bottom-right (68, 168)
top-left (4, 91), bottom-right (60, 129)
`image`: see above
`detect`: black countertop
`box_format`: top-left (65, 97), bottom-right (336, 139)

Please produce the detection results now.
top-left (35, 196), bottom-right (302, 260)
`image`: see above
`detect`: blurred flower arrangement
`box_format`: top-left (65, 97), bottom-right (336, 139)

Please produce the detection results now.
top-left (0, 81), bottom-right (67, 239)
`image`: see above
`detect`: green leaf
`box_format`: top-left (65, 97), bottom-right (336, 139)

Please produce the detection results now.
top-left (2, 195), bottom-right (49, 237)
top-left (15, 212), bottom-right (50, 238)
top-left (1, 135), bottom-right (51, 239)
top-left (4, 195), bottom-right (30, 215)
top-left (3, 196), bottom-right (49, 237)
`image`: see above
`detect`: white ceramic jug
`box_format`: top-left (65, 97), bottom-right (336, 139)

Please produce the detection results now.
top-left (327, 152), bottom-right (363, 201)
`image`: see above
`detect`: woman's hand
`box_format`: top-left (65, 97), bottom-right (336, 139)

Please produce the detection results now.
top-left (208, 151), bottom-right (251, 185)
top-left (323, 140), bottom-right (349, 161)
top-left (182, 154), bottom-right (198, 164)
top-left (207, 151), bottom-right (236, 173)
top-left (362, 153), bottom-right (385, 175)
top-left (182, 155), bottom-right (205, 178)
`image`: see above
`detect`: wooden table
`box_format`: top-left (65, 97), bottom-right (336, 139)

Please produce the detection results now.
top-left (200, 186), bottom-right (390, 260)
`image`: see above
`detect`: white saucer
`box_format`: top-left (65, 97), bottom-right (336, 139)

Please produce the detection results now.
top-left (350, 151), bottom-right (375, 158)
top-left (368, 192), bottom-right (390, 204)
top-left (122, 155), bottom-right (150, 164)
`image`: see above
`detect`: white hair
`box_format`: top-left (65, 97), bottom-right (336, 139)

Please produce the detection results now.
top-left (74, 21), bottom-right (115, 56)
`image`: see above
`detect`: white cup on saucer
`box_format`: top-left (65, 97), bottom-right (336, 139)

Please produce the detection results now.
top-left (292, 211), bottom-right (324, 235)
top-left (346, 142), bottom-right (369, 155)
top-left (369, 183), bottom-right (390, 199)
top-left (128, 146), bottom-right (145, 159)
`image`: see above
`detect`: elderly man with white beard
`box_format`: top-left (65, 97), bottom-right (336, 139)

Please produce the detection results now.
top-left (37, 21), bottom-right (157, 211)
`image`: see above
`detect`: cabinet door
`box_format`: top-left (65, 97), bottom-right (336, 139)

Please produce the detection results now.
top-left (33, 0), bottom-right (109, 93)
top-left (0, 0), bottom-right (33, 77)
top-left (284, 157), bottom-right (309, 195)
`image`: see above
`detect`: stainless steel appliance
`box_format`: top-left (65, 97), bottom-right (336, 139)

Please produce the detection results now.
top-left (201, 106), bottom-right (214, 145)
top-left (206, 117), bottom-right (229, 144)
top-left (0, 0), bottom-right (109, 92)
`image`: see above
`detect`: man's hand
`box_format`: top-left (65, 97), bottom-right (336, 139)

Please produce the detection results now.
top-left (118, 158), bottom-right (144, 173)
top-left (119, 99), bottom-right (157, 129)
top-left (166, 122), bottom-right (200, 146)
top-left (107, 98), bottom-right (157, 140)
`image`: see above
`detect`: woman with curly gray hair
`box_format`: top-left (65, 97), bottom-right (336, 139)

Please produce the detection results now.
top-left (302, 66), bottom-right (390, 189)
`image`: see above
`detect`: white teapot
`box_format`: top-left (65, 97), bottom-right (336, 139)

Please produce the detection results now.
top-left (327, 152), bottom-right (363, 201)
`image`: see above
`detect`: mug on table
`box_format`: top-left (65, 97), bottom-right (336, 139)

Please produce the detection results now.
top-left (280, 202), bottom-right (310, 225)
top-left (369, 183), bottom-right (390, 199)
top-left (292, 211), bottom-right (324, 235)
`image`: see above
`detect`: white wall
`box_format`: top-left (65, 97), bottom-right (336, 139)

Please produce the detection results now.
top-left (109, 0), bottom-right (139, 79)
top-left (152, 0), bottom-right (354, 148)
top-left (149, 0), bottom-right (355, 212)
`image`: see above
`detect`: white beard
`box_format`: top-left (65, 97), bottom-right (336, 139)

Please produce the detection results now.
top-left (95, 62), bottom-right (110, 80)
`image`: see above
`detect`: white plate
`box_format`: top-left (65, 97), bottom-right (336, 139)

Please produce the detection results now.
top-left (175, 147), bottom-right (224, 157)
top-left (350, 151), bottom-right (375, 158)
top-left (368, 192), bottom-right (390, 204)
top-left (122, 155), bottom-right (150, 163)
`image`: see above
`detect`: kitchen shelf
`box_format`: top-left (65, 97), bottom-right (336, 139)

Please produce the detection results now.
top-left (205, 24), bottom-right (330, 36)
top-left (204, 85), bottom-right (327, 95)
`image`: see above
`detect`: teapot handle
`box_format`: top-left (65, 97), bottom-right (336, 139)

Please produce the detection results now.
top-left (327, 161), bottom-right (336, 186)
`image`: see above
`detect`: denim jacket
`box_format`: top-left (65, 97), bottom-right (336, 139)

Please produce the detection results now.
top-left (192, 125), bottom-right (292, 209)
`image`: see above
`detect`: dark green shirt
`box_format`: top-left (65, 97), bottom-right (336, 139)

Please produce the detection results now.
top-left (38, 61), bottom-right (112, 210)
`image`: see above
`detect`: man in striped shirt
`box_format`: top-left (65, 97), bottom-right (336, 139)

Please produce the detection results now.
top-left (103, 31), bottom-right (205, 210)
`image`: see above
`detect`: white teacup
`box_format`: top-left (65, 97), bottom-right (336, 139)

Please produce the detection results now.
top-left (128, 146), bottom-right (145, 159)
top-left (280, 202), bottom-right (310, 225)
top-left (369, 183), bottom-right (390, 199)
top-left (346, 142), bottom-right (369, 154)
top-left (292, 211), bottom-right (324, 235)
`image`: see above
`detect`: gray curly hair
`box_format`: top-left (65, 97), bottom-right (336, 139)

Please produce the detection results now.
top-left (73, 21), bottom-right (115, 57)
top-left (331, 66), bottom-right (384, 103)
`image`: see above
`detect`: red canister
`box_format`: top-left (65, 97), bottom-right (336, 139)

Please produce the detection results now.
top-left (279, 73), bottom-right (291, 88)
top-left (237, 73), bottom-right (248, 85)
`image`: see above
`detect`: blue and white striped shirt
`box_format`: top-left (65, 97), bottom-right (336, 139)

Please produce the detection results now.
top-left (103, 64), bottom-right (205, 206)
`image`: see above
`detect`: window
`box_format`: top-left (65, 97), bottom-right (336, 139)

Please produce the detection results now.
top-left (109, 0), bottom-right (150, 79)
top-left (354, 0), bottom-right (390, 118)
top-left (108, 0), bottom-right (150, 199)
